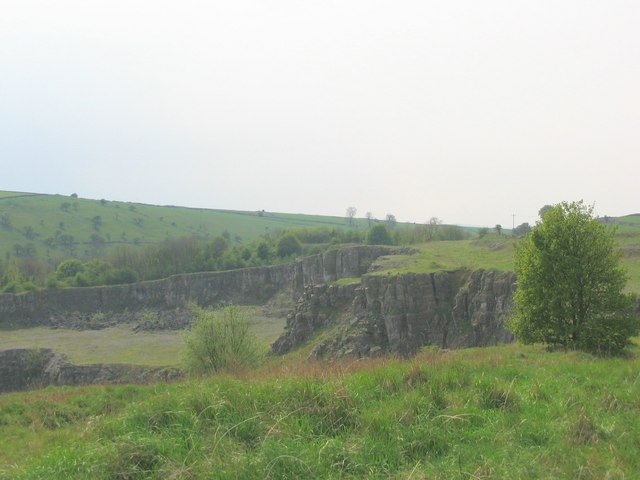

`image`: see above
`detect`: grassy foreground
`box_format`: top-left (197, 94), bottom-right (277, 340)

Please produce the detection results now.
top-left (1, 342), bottom-right (639, 479)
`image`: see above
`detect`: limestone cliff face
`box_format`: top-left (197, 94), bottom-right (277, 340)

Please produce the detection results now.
top-left (271, 283), bottom-right (360, 355)
top-left (0, 246), bottom-right (396, 328)
top-left (0, 348), bottom-right (182, 393)
top-left (273, 269), bottom-right (517, 358)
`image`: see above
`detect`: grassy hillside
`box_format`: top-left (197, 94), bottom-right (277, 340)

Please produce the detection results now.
top-left (1, 342), bottom-right (639, 478)
top-left (0, 191), bottom-right (390, 261)
top-left (370, 228), bottom-right (640, 293)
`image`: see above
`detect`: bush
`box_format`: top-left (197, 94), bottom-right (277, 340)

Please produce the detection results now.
top-left (183, 304), bottom-right (263, 375)
top-left (55, 259), bottom-right (84, 280)
top-left (366, 224), bottom-right (394, 245)
top-left (276, 233), bottom-right (302, 258)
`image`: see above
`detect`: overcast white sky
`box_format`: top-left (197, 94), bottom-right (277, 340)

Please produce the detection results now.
top-left (1, 1), bottom-right (638, 227)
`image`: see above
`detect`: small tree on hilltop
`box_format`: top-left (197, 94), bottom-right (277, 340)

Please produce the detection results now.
top-left (346, 206), bottom-right (357, 227)
top-left (508, 201), bottom-right (637, 355)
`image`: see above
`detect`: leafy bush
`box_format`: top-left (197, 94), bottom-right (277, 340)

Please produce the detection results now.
top-left (183, 304), bottom-right (263, 375)
top-left (276, 233), bottom-right (302, 257)
top-left (366, 224), bottom-right (394, 245)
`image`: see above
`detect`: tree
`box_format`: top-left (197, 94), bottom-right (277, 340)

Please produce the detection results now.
top-left (495, 224), bottom-right (502, 236)
top-left (91, 215), bottom-right (102, 231)
top-left (386, 214), bottom-right (397, 228)
top-left (508, 201), bottom-right (637, 354)
top-left (366, 224), bottom-right (394, 245)
top-left (477, 227), bottom-right (489, 239)
top-left (512, 222), bottom-right (531, 237)
top-left (426, 217), bottom-right (442, 241)
top-left (256, 241), bottom-right (272, 261)
top-left (276, 233), bottom-right (302, 257)
top-left (0, 213), bottom-right (12, 228)
top-left (365, 211), bottom-right (374, 227)
top-left (538, 205), bottom-right (553, 219)
top-left (346, 206), bottom-right (357, 227)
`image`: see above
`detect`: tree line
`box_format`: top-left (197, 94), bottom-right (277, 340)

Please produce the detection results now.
top-left (0, 222), bottom-right (470, 293)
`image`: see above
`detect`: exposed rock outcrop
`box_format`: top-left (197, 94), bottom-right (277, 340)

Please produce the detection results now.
top-left (0, 246), bottom-right (397, 329)
top-left (273, 269), bottom-right (517, 359)
top-left (0, 348), bottom-right (183, 393)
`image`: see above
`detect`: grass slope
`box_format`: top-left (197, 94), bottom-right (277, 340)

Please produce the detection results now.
top-left (1, 342), bottom-right (639, 478)
top-left (370, 230), bottom-right (640, 293)
top-left (0, 191), bottom-right (388, 260)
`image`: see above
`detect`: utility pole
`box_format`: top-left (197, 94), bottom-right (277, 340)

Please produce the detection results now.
top-left (512, 214), bottom-right (516, 231)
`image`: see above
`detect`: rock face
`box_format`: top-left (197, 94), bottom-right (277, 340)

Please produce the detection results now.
top-left (0, 348), bottom-right (183, 393)
top-left (273, 269), bottom-right (518, 358)
top-left (271, 283), bottom-right (360, 355)
top-left (0, 246), bottom-right (397, 329)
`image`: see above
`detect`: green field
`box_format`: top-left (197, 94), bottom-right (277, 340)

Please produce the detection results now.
top-left (0, 191), bottom-right (391, 260)
top-left (0, 310), bottom-right (286, 366)
top-left (371, 236), bottom-right (516, 275)
top-left (1, 341), bottom-right (639, 478)
top-left (370, 232), bottom-right (640, 293)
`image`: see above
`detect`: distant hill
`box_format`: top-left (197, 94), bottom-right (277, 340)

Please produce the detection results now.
top-left (0, 191), bottom-right (413, 261)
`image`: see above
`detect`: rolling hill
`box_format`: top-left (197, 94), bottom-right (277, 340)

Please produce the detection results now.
top-left (0, 191), bottom-right (412, 261)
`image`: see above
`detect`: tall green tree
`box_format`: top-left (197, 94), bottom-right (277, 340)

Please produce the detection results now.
top-left (508, 201), bottom-right (637, 354)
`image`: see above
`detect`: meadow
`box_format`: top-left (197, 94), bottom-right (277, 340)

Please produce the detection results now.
top-left (0, 191), bottom-right (395, 261)
top-left (0, 309), bottom-right (286, 366)
top-left (1, 342), bottom-right (638, 478)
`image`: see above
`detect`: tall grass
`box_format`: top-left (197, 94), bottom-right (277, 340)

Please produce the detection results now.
top-left (2, 342), bottom-right (639, 479)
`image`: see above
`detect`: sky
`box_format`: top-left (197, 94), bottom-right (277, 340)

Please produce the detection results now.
top-left (1, 1), bottom-right (638, 228)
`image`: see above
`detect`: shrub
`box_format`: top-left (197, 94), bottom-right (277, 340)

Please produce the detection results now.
top-left (276, 233), bottom-right (302, 257)
top-left (55, 259), bottom-right (84, 280)
top-left (183, 304), bottom-right (263, 375)
top-left (366, 224), bottom-right (394, 245)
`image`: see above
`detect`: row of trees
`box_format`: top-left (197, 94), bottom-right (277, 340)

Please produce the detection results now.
top-left (0, 219), bottom-right (474, 293)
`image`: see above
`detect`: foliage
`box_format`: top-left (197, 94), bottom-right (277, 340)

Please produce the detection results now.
top-left (477, 227), bottom-right (489, 238)
top-left (276, 233), bottom-right (302, 258)
top-left (508, 201), bottom-right (638, 354)
top-left (345, 206), bottom-right (357, 226)
top-left (385, 213), bottom-right (397, 228)
top-left (366, 224), bottom-right (394, 245)
top-left (183, 304), bottom-right (264, 375)
top-left (512, 222), bottom-right (531, 237)
top-left (394, 223), bottom-right (469, 244)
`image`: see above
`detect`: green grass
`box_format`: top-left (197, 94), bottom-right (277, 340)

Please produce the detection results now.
top-left (2, 341), bottom-right (640, 478)
top-left (0, 191), bottom-right (389, 260)
top-left (616, 214), bottom-right (640, 224)
top-left (372, 236), bottom-right (517, 275)
top-left (0, 310), bottom-right (286, 366)
top-left (367, 230), bottom-right (640, 293)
